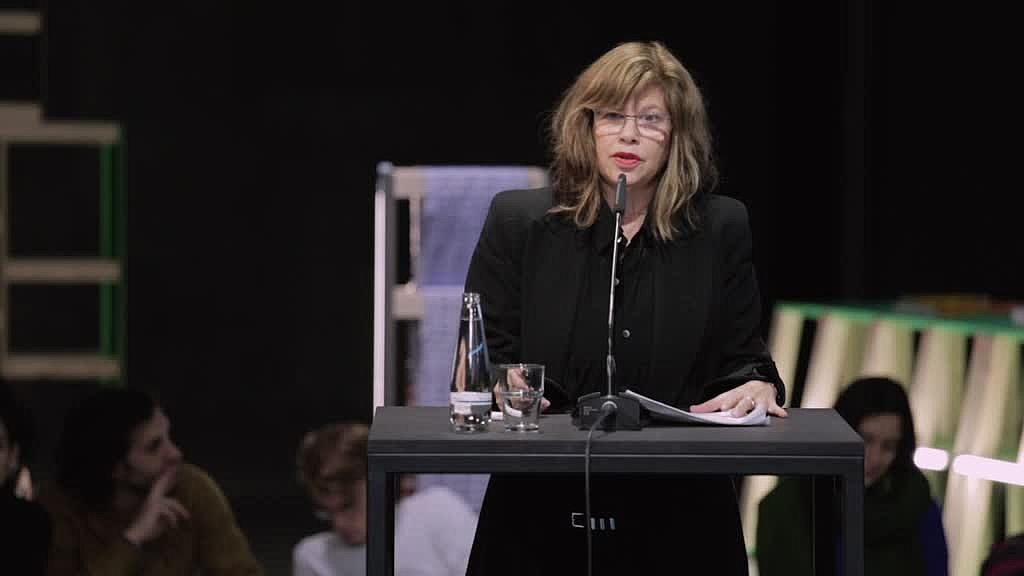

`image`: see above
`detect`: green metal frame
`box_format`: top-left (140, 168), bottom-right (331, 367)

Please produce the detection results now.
top-left (776, 300), bottom-right (1024, 339)
top-left (99, 135), bottom-right (125, 386)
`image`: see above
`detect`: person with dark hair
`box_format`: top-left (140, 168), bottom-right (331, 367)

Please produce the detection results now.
top-left (757, 376), bottom-right (948, 576)
top-left (462, 40), bottom-right (786, 575)
top-left (293, 422), bottom-right (477, 576)
top-left (982, 533), bottom-right (1024, 576)
top-left (38, 387), bottom-right (263, 575)
top-left (1, 378), bottom-right (50, 575)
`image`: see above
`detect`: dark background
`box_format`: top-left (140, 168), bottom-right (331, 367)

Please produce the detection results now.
top-left (5, 1), bottom-right (1022, 571)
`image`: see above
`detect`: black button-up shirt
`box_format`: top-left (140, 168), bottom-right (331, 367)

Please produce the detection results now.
top-left (565, 200), bottom-right (658, 402)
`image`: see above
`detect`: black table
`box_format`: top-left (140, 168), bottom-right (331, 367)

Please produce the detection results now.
top-left (368, 406), bottom-right (864, 575)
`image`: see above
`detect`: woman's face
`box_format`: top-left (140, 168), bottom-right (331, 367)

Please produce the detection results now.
top-left (312, 474), bottom-right (367, 546)
top-left (592, 84), bottom-right (671, 200)
top-left (858, 412), bottom-right (902, 487)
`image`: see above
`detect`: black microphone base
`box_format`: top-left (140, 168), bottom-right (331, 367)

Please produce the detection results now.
top-left (573, 393), bottom-right (644, 430)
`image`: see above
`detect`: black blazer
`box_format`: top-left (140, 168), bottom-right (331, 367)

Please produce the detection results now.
top-left (465, 187), bottom-right (784, 411)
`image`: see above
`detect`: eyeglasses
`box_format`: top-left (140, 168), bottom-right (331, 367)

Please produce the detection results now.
top-left (312, 494), bottom-right (357, 522)
top-left (592, 109), bottom-right (671, 139)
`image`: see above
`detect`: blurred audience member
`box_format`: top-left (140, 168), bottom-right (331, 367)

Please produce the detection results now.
top-left (38, 388), bottom-right (263, 575)
top-left (757, 376), bottom-right (948, 576)
top-left (983, 533), bottom-right (1024, 576)
top-left (1, 378), bottom-right (50, 575)
top-left (294, 422), bottom-right (477, 576)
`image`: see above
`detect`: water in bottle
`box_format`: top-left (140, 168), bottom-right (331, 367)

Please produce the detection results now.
top-left (449, 292), bottom-right (493, 432)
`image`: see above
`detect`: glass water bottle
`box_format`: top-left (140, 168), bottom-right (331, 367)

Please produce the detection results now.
top-left (449, 292), bottom-right (493, 432)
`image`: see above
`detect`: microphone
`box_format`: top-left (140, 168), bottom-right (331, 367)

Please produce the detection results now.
top-left (614, 172), bottom-right (627, 213)
top-left (573, 174), bottom-right (643, 430)
top-left (606, 174), bottom-right (627, 398)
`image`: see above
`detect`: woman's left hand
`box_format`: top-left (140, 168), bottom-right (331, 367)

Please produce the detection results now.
top-left (689, 380), bottom-right (788, 418)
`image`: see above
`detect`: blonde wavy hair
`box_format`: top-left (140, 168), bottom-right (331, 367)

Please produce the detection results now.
top-left (549, 41), bottom-right (717, 240)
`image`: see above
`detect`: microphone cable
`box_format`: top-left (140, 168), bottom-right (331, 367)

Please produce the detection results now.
top-left (584, 401), bottom-right (617, 576)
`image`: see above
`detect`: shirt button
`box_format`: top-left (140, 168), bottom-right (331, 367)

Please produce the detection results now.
top-left (615, 278), bottom-right (620, 286)
top-left (622, 329), bottom-right (631, 338)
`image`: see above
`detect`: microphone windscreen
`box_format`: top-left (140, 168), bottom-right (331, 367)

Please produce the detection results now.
top-left (615, 174), bottom-right (627, 213)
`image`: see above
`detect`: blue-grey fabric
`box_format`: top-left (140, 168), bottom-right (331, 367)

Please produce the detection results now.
top-left (413, 166), bottom-right (543, 512)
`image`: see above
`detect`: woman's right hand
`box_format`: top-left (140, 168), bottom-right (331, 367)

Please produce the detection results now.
top-left (494, 369), bottom-right (550, 412)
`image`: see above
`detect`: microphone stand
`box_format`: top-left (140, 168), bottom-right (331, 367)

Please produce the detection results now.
top-left (574, 174), bottom-right (643, 431)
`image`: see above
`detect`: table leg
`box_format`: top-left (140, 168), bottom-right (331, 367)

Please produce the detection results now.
top-left (367, 466), bottom-right (396, 576)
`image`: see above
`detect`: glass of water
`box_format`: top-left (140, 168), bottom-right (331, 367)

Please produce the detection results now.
top-left (495, 363), bottom-right (545, 432)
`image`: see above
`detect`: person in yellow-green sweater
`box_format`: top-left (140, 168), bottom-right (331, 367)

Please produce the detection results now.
top-left (38, 388), bottom-right (263, 575)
